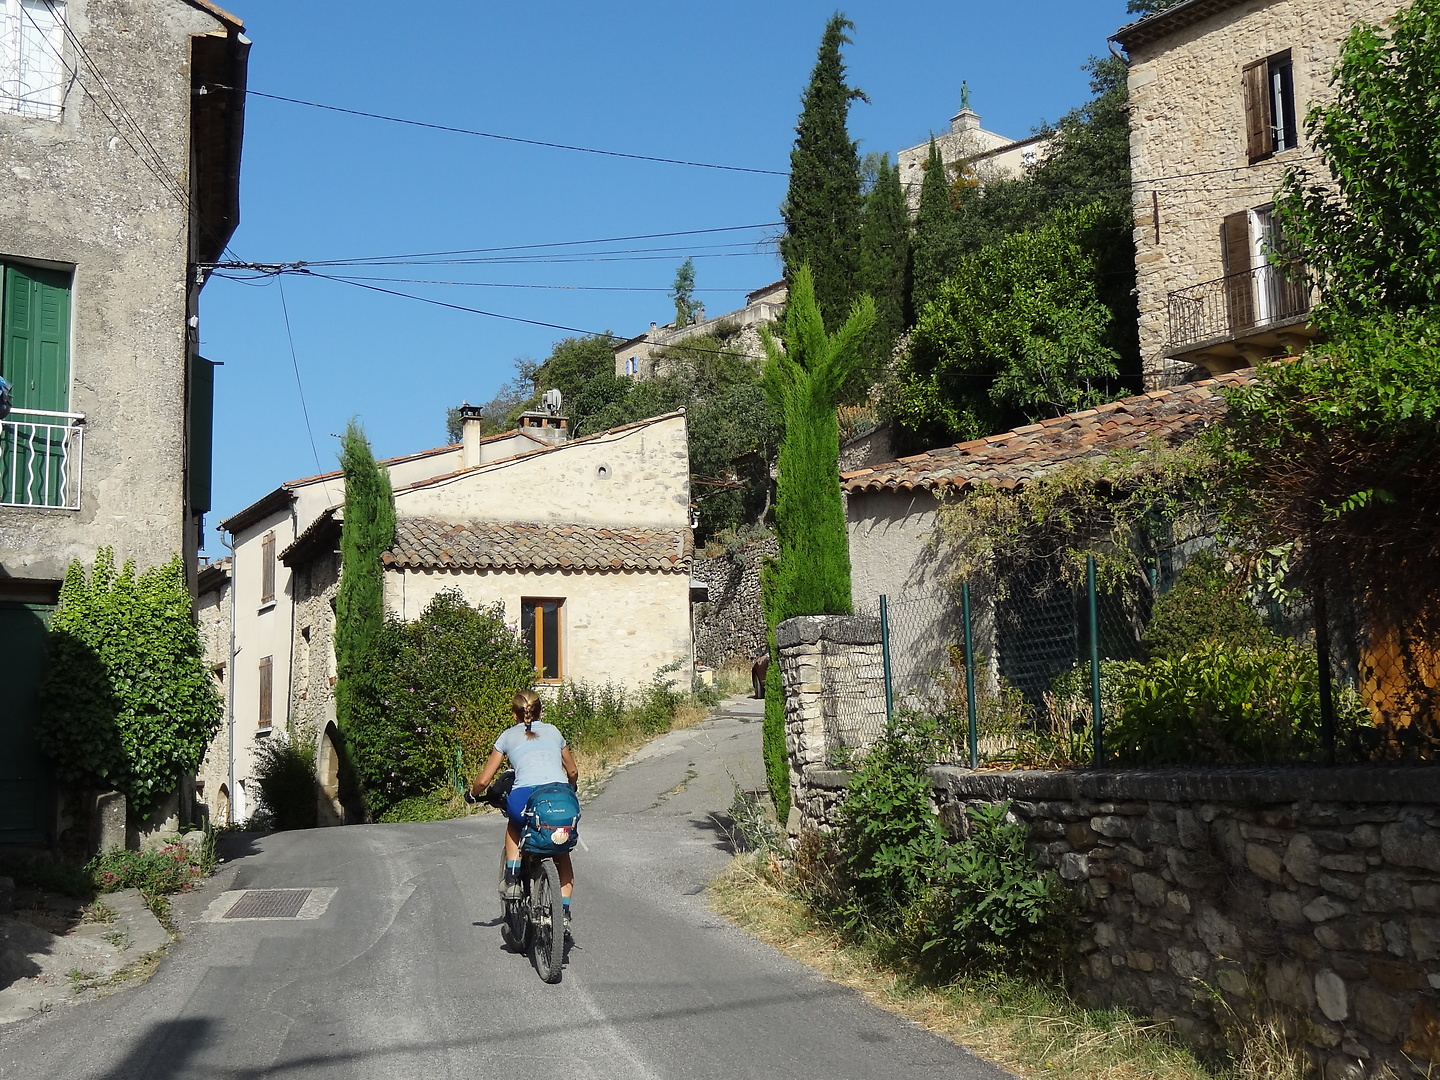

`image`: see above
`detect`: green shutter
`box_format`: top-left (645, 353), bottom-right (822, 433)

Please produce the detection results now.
top-left (3, 264), bottom-right (71, 413)
top-left (189, 356), bottom-right (216, 514)
top-left (0, 602), bottom-right (55, 844)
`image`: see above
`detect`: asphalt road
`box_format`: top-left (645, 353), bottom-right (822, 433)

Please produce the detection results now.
top-left (0, 697), bottom-right (1011, 1080)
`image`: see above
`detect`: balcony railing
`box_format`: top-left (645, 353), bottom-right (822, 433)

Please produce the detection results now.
top-left (1167, 264), bottom-right (1312, 351)
top-left (1, 409), bottom-right (85, 509)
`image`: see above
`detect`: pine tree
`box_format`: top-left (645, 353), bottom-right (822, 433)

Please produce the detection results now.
top-left (911, 138), bottom-right (961, 313)
top-left (780, 13), bottom-right (866, 331)
top-left (759, 264), bottom-right (875, 817)
top-left (333, 419), bottom-right (396, 814)
top-left (858, 154), bottom-right (910, 377)
top-left (671, 258), bottom-right (698, 328)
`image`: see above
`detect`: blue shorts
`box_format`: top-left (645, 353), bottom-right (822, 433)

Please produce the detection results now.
top-left (506, 785), bottom-right (534, 824)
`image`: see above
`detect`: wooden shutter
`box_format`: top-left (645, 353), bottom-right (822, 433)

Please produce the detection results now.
top-left (258, 656), bottom-right (273, 727)
top-left (260, 532), bottom-right (276, 603)
top-left (189, 356), bottom-right (216, 514)
top-left (3, 264), bottom-right (71, 413)
top-left (1222, 212), bottom-right (1256, 332)
top-left (1242, 59), bottom-right (1271, 162)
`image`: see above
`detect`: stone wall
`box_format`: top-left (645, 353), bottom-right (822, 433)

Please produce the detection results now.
top-left (690, 537), bottom-right (775, 667)
top-left (776, 615), bottom-right (887, 824)
top-left (797, 763), bottom-right (1440, 1078)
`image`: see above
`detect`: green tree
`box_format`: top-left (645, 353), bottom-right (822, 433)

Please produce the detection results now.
top-left (333, 420), bottom-right (396, 813)
top-left (533, 334), bottom-right (616, 408)
top-left (671, 258), bottom-right (699, 329)
top-left (1276, 0), bottom-right (1440, 333)
top-left (897, 204), bottom-right (1120, 444)
top-left (910, 138), bottom-right (960, 314)
top-left (858, 154), bottom-right (910, 380)
top-left (40, 550), bottom-right (222, 815)
top-left (780, 13), bottom-right (866, 331)
top-left (760, 265), bottom-right (875, 816)
top-left (1125, 0), bottom-right (1183, 13)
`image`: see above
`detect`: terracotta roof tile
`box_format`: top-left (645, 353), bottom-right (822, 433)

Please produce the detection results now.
top-left (383, 519), bottom-right (693, 573)
top-left (841, 372), bottom-right (1253, 495)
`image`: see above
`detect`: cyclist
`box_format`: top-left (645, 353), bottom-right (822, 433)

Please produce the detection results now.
top-left (470, 689), bottom-right (579, 928)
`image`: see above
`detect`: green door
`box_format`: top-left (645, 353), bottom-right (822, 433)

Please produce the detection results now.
top-left (2, 264), bottom-right (72, 506)
top-left (0, 603), bottom-right (54, 844)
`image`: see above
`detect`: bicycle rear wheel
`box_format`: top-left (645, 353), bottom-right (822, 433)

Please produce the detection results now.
top-left (528, 859), bottom-right (564, 983)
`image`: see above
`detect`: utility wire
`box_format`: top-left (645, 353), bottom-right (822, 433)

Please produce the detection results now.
top-left (206, 85), bottom-right (787, 177)
top-left (277, 277), bottom-right (328, 489)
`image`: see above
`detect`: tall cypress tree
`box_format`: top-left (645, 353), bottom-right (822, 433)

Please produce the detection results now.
top-left (911, 137), bottom-right (961, 313)
top-left (780, 13), bottom-right (866, 331)
top-left (759, 264), bottom-right (875, 818)
top-left (333, 420), bottom-right (396, 814)
top-left (858, 154), bottom-right (911, 375)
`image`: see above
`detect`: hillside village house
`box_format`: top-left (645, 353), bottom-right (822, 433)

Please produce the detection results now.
top-left (0, 0), bottom-right (248, 844)
top-left (614, 280), bottom-right (785, 380)
top-left (896, 94), bottom-right (1051, 210)
top-left (204, 408), bottom-right (694, 825)
top-left (1112, 0), bottom-right (1401, 387)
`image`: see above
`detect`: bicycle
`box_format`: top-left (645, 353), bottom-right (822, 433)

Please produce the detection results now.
top-left (473, 770), bottom-right (568, 984)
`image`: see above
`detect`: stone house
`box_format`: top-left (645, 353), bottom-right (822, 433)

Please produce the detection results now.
top-left (896, 97), bottom-right (1051, 211)
top-left (208, 409), bottom-right (694, 824)
top-left (613, 279), bottom-right (785, 380)
top-left (841, 374), bottom-right (1251, 706)
top-left (1111, 0), bottom-right (1402, 387)
top-left (0, 0), bottom-right (248, 844)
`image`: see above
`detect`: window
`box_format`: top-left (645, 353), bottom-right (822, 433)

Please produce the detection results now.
top-left (0, 0), bottom-right (66, 120)
top-left (626, 356), bottom-right (639, 376)
top-left (1221, 206), bottom-right (1310, 332)
top-left (260, 532), bottom-right (276, 604)
top-left (1, 260), bottom-right (73, 506)
top-left (520, 598), bottom-right (563, 682)
top-left (1243, 50), bottom-right (1297, 162)
top-left (258, 655), bottom-right (273, 728)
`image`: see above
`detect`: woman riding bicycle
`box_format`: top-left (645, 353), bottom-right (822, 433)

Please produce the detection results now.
top-left (471, 690), bottom-right (579, 927)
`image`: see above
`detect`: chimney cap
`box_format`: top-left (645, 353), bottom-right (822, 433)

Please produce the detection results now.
top-left (458, 403), bottom-right (485, 420)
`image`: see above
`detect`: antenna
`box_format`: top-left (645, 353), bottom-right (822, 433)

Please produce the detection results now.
top-left (542, 388), bottom-right (563, 416)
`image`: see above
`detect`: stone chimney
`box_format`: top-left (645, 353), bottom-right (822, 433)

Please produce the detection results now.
top-left (950, 107), bottom-right (980, 135)
top-left (517, 409), bottom-right (570, 447)
top-left (459, 402), bottom-right (486, 467)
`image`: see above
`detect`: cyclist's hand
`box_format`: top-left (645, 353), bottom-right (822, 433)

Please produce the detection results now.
top-left (463, 789), bottom-right (481, 805)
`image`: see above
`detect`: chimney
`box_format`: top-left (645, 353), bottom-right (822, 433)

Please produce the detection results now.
top-left (950, 107), bottom-right (980, 135)
top-left (518, 391), bottom-right (571, 447)
top-left (459, 402), bottom-right (486, 467)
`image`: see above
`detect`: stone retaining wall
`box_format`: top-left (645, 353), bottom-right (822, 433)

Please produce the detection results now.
top-left (690, 538), bottom-right (776, 668)
top-left (796, 764), bottom-right (1440, 1078)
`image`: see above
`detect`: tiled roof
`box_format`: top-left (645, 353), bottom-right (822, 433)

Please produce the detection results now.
top-left (384, 519), bottom-right (693, 573)
top-left (1110, 0), bottom-right (1246, 51)
top-left (842, 372), bottom-right (1252, 495)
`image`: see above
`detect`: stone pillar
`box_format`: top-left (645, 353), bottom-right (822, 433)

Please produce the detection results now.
top-left (776, 614), bottom-right (887, 830)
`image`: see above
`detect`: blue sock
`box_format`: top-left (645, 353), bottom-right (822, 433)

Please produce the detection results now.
top-left (505, 860), bottom-right (521, 877)
top-left (562, 897), bottom-right (571, 910)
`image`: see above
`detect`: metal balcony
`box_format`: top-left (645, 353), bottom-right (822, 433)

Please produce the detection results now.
top-left (1, 410), bottom-right (85, 509)
top-left (1166, 264), bottom-right (1314, 358)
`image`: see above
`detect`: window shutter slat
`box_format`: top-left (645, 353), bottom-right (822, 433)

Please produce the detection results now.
top-left (1242, 59), bottom-right (1271, 162)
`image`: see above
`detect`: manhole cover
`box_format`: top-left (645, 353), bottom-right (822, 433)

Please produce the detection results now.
top-left (223, 889), bottom-right (312, 920)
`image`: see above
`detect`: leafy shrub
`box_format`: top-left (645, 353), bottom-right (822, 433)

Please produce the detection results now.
top-left (351, 589), bottom-right (533, 814)
top-left (40, 550), bottom-right (222, 814)
top-left (88, 838), bottom-right (213, 897)
top-left (1110, 641), bottom-right (1369, 764)
top-left (376, 788), bottom-right (467, 823)
top-left (1142, 550), bottom-right (1276, 661)
top-left (253, 736), bottom-right (318, 831)
top-left (545, 660), bottom-right (693, 753)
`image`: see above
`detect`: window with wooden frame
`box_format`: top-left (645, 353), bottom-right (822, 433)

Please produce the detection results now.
top-left (258, 655), bottom-right (273, 728)
top-left (1221, 205), bottom-right (1310, 333)
top-left (260, 531), bottom-right (276, 605)
top-left (1243, 50), bottom-right (1298, 163)
top-left (520, 598), bottom-right (564, 682)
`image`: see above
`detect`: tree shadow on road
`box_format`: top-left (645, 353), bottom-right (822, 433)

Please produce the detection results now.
top-left (93, 1017), bottom-right (213, 1080)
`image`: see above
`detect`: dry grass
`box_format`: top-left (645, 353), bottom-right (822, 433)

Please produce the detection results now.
top-left (708, 854), bottom-right (1226, 1080)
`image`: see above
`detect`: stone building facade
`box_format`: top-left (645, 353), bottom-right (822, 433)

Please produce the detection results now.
top-left (897, 101), bottom-right (1049, 210)
top-left (1113, 0), bottom-right (1401, 387)
top-left (0, 0), bottom-right (248, 844)
top-left (614, 281), bottom-right (784, 380)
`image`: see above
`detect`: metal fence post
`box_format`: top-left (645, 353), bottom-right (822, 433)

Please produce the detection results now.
top-left (879, 594), bottom-right (894, 722)
top-left (962, 581), bottom-right (979, 770)
top-left (1313, 567), bottom-right (1337, 766)
top-left (1088, 555), bottom-right (1104, 767)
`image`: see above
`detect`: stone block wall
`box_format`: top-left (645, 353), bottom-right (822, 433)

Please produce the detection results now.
top-left (776, 615), bottom-right (887, 818)
top-left (691, 537), bottom-right (776, 668)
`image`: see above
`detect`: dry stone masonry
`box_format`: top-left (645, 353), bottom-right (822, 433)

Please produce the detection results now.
top-left (690, 537), bottom-right (776, 667)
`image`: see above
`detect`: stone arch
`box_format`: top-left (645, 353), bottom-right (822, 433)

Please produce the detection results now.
top-left (216, 784), bottom-right (231, 828)
top-left (316, 722), bottom-right (344, 826)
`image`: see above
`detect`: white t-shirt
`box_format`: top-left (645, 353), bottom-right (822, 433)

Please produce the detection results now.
top-left (495, 721), bottom-right (569, 788)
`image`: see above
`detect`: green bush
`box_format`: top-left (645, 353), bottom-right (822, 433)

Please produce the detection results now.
top-left (1142, 551), bottom-right (1276, 661)
top-left (253, 736), bottom-right (318, 831)
top-left (40, 549), bottom-right (222, 814)
top-left (376, 788), bottom-right (467, 823)
top-left (1110, 641), bottom-right (1368, 765)
top-left (88, 837), bottom-right (213, 897)
top-left (545, 660), bottom-right (692, 753)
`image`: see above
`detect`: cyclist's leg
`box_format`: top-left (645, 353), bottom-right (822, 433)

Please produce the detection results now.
top-left (504, 819), bottom-right (522, 861)
top-left (555, 851), bottom-right (574, 897)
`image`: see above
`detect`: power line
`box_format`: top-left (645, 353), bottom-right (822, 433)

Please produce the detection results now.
top-left (205, 85), bottom-right (787, 177)
top-left (252, 275), bottom-right (751, 293)
top-left (277, 278), bottom-right (329, 489)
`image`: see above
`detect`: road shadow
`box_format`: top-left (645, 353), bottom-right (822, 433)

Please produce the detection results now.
top-left (214, 831), bottom-right (264, 864)
top-left (688, 812), bottom-right (739, 855)
top-left (93, 1017), bottom-right (213, 1079)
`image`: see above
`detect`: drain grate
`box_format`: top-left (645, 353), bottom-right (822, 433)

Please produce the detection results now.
top-left (223, 889), bottom-right (312, 920)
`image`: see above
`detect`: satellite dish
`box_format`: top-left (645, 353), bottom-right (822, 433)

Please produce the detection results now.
top-left (542, 388), bottom-right (563, 416)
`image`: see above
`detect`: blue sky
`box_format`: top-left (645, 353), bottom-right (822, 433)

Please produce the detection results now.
top-left (200, 0), bottom-right (1136, 545)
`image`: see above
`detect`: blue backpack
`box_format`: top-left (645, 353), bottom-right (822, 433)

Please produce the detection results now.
top-left (519, 783), bottom-right (581, 856)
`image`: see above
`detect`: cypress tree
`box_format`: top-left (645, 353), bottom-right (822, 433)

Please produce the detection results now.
top-left (333, 419), bottom-right (396, 814)
top-left (911, 137), bottom-right (961, 313)
top-left (858, 154), bottom-right (911, 375)
top-left (780, 13), bottom-right (866, 331)
top-left (759, 264), bottom-right (875, 818)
